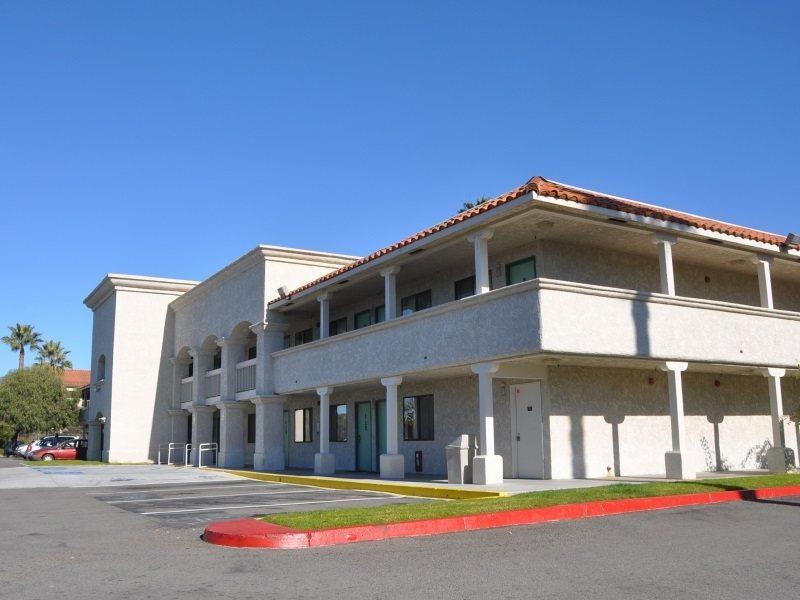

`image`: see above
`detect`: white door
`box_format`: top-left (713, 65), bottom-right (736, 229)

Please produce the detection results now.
top-left (513, 382), bottom-right (544, 478)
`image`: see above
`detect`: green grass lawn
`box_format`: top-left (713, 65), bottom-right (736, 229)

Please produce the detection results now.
top-left (261, 473), bottom-right (800, 531)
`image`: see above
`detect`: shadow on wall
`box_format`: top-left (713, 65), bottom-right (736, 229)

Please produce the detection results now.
top-left (741, 440), bottom-right (772, 470)
top-left (701, 411), bottom-right (731, 472)
top-left (604, 413), bottom-right (625, 476)
top-left (569, 414), bottom-right (586, 478)
top-left (149, 309), bottom-right (175, 462)
top-left (632, 296), bottom-right (651, 358)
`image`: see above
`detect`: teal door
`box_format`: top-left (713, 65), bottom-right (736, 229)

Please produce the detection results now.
top-left (283, 410), bottom-right (290, 467)
top-left (356, 402), bottom-right (372, 471)
top-left (376, 399), bottom-right (387, 464)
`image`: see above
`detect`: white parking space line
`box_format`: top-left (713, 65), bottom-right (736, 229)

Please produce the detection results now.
top-left (107, 488), bottom-right (330, 503)
top-left (140, 496), bottom-right (393, 515)
top-left (95, 483), bottom-right (283, 495)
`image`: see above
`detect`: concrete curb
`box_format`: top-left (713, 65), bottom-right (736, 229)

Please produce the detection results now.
top-left (202, 484), bottom-right (800, 549)
top-left (215, 468), bottom-right (506, 499)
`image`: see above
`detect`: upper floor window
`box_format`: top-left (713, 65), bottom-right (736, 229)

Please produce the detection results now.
top-left (294, 408), bottom-right (312, 442)
top-left (506, 256), bottom-right (536, 286)
top-left (247, 346), bottom-right (257, 360)
top-left (403, 395), bottom-right (434, 441)
top-left (187, 361), bottom-right (194, 377)
top-left (354, 309), bottom-right (371, 330)
top-left (282, 335), bottom-right (291, 349)
top-left (295, 328), bottom-right (313, 346)
top-left (374, 305), bottom-right (386, 324)
top-left (330, 404), bottom-right (348, 442)
top-left (454, 276), bottom-right (476, 300)
top-left (401, 290), bottom-right (432, 316)
top-left (329, 317), bottom-right (347, 337)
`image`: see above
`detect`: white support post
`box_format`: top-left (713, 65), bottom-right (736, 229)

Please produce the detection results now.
top-left (252, 396), bottom-right (285, 471)
top-left (380, 266), bottom-right (401, 321)
top-left (317, 293), bottom-right (331, 339)
top-left (753, 255), bottom-right (775, 309)
top-left (314, 386), bottom-right (335, 474)
top-left (379, 376), bottom-right (404, 479)
top-left (217, 400), bottom-right (247, 468)
top-left (761, 368), bottom-right (793, 472)
top-left (471, 362), bottom-right (502, 485)
top-left (652, 234), bottom-right (678, 296)
top-left (217, 337), bottom-right (241, 402)
top-left (661, 361), bottom-right (693, 480)
top-left (468, 229), bottom-right (494, 294)
top-left (189, 347), bottom-right (211, 405)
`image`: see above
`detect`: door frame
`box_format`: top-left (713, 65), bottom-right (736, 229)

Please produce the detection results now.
top-left (355, 401), bottom-right (373, 472)
top-left (510, 380), bottom-right (545, 479)
top-left (374, 398), bottom-right (386, 473)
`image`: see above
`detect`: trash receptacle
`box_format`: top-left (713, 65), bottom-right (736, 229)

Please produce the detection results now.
top-left (446, 434), bottom-right (478, 484)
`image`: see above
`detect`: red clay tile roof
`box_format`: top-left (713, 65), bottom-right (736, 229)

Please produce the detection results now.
top-left (61, 369), bottom-right (90, 388)
top-left (270, 176), bottom-right (793, 304)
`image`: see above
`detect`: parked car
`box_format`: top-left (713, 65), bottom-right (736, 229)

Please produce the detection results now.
top-left (29, 439), bottom-right (87, 461)
top-left (4, 440), bottom-right (26, 457)
top-left (23, 435), bottom-right (78, 458)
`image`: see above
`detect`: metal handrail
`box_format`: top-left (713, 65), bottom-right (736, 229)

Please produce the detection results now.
top-left (158, 442), bottom-right (191, 466)
top-left (184, 443), bottom-right (192, 467)
top-left (198, 442), bottom-right (218, 468)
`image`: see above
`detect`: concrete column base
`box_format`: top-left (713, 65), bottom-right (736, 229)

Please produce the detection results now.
top-left (473, 454), bottom-right (503, 485)
top-left (379, 453), bottom-right (405, 479)
top-left (314, 452), bottom-right (336, 475)
top-left (253, 452), bottom-right (286, 472)
top-left (767, 447), bottom-right (794, 473)
top-left (218, 450), bottom-right (245, 469)
top-left (665, 451), bottom-right (695, 480)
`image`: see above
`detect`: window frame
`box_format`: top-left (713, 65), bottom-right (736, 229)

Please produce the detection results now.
top-left (329, 316), bottom-right (348, 337)
top-left (293, 408), bottom-right (313, 443)
top-left (505, 256), bottom-right (537, 286)
top-left (400, 289), bottom-right (432, 316)
top-left (454, 275), bottom-right (476, 300)
top-left (402, 394), bottom-right (435, 441)
top-left (354, 309), bottom-right (371, 330)
top-left (374, 305), bottom-right (386, 324)
top-left (294, 328), bottom-right (313, 346)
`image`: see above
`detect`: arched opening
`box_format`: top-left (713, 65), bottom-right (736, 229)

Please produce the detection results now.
top-left (229, 321), bottom-right (257, 360)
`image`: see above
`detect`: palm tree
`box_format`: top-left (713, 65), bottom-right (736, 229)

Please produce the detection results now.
top-left (2, 323), bottom-right (43, 371)
top-left (36, 340), bottom-right (73, 372)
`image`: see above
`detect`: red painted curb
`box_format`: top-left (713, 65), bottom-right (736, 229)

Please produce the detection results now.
top-left (202, 484), bottom-right (800, 549)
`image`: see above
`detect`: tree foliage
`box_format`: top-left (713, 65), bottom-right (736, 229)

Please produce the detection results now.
top-left (0, 365), bottom-right (78, 437)
top-left (2, 323), bottom-right (43, 371)
top-left (458, 196), bottom-right (491, 214)
top-left (36, 340), bottom-right (73, 372)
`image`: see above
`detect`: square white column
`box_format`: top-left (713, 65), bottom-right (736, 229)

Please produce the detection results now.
top-left (753, 255), bottom-right (775, 309)
top-left (379, 376), bottom-right (404, 479)
top-left (662, 361), bottom-right (694, 479)
top-left (471, 362), bottom-right (503, 485)
top-left (217, 338), bottom-right (243, 402)
top-left (189, 347), bottom-right (212, 404)
top-left (380, 266), bottom-right (400, 321)
top-left (217, 401), bottom-right (248, 469)
top-left (651, 234), bottom-right (677, 296)
top-left (467, 229), bottom-right (494, 294)
top-left (251, 319), bottom-right (290, 396)
top-left (314, 386), bottom-right (335, 474)
top-left (189, 406), bottom-right (215, 466)
top-left (761, 368), bottom-right (793, 472)
top-left (252, 396), bottom-right (286, 471)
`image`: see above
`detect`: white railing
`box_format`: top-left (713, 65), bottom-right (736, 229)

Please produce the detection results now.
top-left (235, 358), bottom-right (257, 392)
top-left (198, 442), bottom-right (218, 468)
top-left (157, 442), bottom-right (191, 466)
top-left (205, 369), bottom-right (221, 398)
top-left (180, 377), bottom-right (193, 403)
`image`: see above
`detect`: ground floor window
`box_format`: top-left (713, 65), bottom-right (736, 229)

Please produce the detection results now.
top-left (403, 395), bottom-right (434, 441)
top-left (330, 404), bottom-right (348, 442)
top-left (247, 413), bottom-right (256, 444)
top-left (294, 408), bottom-right (312, 442)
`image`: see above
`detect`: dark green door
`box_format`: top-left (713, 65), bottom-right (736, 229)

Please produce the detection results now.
top-left (356, 402), bottom-right (372, 471)
top-left (376, 399), bottom-right (387, 463)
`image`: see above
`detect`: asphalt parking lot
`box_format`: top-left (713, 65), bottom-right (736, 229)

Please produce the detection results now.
top-left (89, 478), bottom-right (426, 528)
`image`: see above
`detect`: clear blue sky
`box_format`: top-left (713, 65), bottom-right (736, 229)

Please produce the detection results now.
top-left (1, 1), bottom-right (798, 373)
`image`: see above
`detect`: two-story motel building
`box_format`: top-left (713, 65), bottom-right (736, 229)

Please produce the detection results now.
top-left (82, 176), bottom-right (800, 484)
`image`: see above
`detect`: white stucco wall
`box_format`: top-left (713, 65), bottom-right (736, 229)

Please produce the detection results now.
top-left (547, 366), bottom-right (800, 479)
top-left (86, 294), bottom-right (116, 436)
